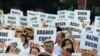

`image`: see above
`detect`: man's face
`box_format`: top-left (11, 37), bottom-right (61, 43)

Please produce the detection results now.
top-left (82, 49), bottom-right (92, 56)
top-left (44, 43), bottom-right (54, 53)
top-left (56, 32), bottom-right (64, 43)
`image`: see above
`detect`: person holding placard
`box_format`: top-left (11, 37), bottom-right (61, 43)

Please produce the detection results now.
top-left (53, 32), bottom-right (65, 56)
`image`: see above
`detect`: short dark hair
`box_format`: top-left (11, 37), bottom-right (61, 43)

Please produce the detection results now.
top-left (30, 47), bottom-right (40, 54)
top-left (38, 52), bottom-right (51, 56)
top-left (56, 26), bottom-right (62, 32)
top-left (61, 32), bottom-right (65, 38)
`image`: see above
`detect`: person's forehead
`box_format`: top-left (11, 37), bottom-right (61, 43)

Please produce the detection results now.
top-left (45, 42), bottom-right (53, 45)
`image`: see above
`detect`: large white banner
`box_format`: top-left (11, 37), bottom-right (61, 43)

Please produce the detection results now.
top-left (34, 28), bottom-right (56, 45)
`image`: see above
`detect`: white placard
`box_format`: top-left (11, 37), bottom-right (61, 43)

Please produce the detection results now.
top-left (0, 30), bottom-right (15, 43)
top-left (57, 10), bottom-right (67, 20)
top-left (27, 10), bottom-right (38, 17)
top-left (58, 10), bottom-right (74, 20)
top-left (67, 11), bottom-right (74, 20)
top-left (4, 14), bottom-right (20, 26)
top-left (45, 14), bottom-right (57, 27)
top-left (10, 9), bottom-right (23, 16)
top-left (38, 12), bottom-right (47, 22)
top-left (0, 30), bottom-right (15, 38)
top-left (80, 32), bottom-right (100, 50)
top-left (55, 20), bottom-right (69, 33)
top-left (86, 25), bottom-right (94, 33)
top-left (74, 10), bottom-right (90, 21)
top-left (95, 16), bottom-right (100, 27)
top-left (93, 27), bottom-right (100, 36)
top-left (0, 10), bottom-right (4, 24)
top-left (19, 16), bottom-right (28, 26)
top-left (34, 28), bottom-right (56, 45)
top-left (28, 15), bottom-right (41, 27)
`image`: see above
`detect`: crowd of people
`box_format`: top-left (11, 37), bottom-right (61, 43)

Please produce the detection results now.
top-left (0, 23), bottom-right (98, 56)
top-left (0, 9), bottom-right (99, 56)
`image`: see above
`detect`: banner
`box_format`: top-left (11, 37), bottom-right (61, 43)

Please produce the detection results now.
top-left (34, 28), bottom-right (56, 45)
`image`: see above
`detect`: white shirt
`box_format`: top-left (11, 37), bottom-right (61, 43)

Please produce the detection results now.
top-left (53, 43), bottom-right (61, 56)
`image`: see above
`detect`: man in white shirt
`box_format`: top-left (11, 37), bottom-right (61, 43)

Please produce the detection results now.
top-left (53, 31), bottom-right (65, 56)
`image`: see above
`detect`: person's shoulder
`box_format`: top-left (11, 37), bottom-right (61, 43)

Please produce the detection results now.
top-left (52, 53), bottom-right (58, 56)
top-left (54, 43), bottom-right (58, 47)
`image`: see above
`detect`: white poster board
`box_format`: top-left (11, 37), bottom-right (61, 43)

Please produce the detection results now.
top-left (10, 9), bottom-right (23, 16)
top-left (34, 28), bottom-right (56, 45)
top-left (93, 27), bottom-right (100, 36)
top-left (74, 10), bottom-right (90, 21)
top-left (45, 14), bottom-right (57, 27)
top-left (80, 32), bottom-right (100, 50)
top-left (95, 16), bottom-right (100, 27)
top-left (85, 25), bottom-right (94, 33)
top-left (27, 10), bottom-right (38, 17)
top-left (67, 11), bottom-right (74, 20)
top-left (57, 10), bottom-right (67, 20)
top-left (28, 15), bottom-right (41, 27)
top-left (55, 19), bottom-right (69, 33)
top-left (4, 14), bottom-right (20, 26)
top-left (0, 10), bottom-right (4, 24)
top-left (19, 16), bottom-right (28, 26)
top-left (0, 30), bottom-right (15, 43)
